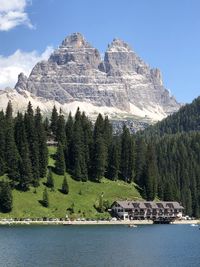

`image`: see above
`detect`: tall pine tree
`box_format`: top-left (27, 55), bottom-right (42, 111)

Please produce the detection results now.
top-left (0, 181), bottom-right (13, 213)
top-left (55, 142), bottom-right (66, 175)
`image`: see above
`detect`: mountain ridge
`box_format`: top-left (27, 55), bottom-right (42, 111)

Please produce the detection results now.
top-left (1, 33), bottom-right (181, 129)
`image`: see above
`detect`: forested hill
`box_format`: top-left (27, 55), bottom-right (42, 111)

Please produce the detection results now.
top-left (136, 95), bottom-right (200, 218)
top-left (0, 99), bottom-right (200, 218)
top-left (142, 96), bottom-right (200, 137)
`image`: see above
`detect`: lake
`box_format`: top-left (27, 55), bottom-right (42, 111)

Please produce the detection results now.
top-left (0, 224), bottom-right (199, 267)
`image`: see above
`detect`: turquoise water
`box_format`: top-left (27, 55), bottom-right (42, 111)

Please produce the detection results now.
top-left (0, 224), bottom-right (199, 267)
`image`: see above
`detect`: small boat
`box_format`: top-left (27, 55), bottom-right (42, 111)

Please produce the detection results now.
top-left (190, 224), bottom-right (198, 227)
top-left (128, 224), bottom-right (137, 228)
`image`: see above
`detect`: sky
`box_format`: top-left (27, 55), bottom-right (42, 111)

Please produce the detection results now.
top-left (0, 0), bottom-right (200, 103)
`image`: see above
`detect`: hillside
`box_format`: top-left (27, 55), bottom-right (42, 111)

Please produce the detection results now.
top-left (0, 146), bottom-right (141, 219)
top-left (137, 96), bottom-right (200, 217)
top-left (142, 96), bottom-right (200, 137)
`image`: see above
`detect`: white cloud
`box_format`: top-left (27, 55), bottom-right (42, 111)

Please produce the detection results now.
top-left (0, 0), bottom-right (33, 31)
top-left (0, 46), bottom-right (54, 89)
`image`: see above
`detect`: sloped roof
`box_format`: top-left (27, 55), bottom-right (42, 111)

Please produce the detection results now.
top-left (113, 201), bottom-right (184, 209)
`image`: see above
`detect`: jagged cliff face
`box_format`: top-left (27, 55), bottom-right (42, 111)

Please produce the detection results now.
top-left (15, 33), bottom-right (180, 121)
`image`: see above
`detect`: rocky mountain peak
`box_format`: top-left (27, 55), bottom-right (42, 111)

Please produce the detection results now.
top-left (15, 72), bottom-right (27, 91)
top-left (104, 38), bottom-right (148, 76)
top-left (107, 38), bottom-right (133, 52)
top-left (14, 32), bottom-right (181, 121)
top-left (60, 32), bottom-right (91, 49)
top-left (48, 32), bottom-right (101, 68)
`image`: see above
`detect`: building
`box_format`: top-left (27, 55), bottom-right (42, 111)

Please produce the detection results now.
top-left (111, 201), bottom-right (184, 221)
top-left (46, 139), bottom-right (58, 146)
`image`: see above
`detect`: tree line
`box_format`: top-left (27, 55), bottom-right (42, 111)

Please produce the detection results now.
top-left (0, 100), bottom-right (200, 216)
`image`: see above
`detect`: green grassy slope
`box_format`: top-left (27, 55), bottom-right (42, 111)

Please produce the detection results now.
top-left (0, 147), bottom-right (142, 219)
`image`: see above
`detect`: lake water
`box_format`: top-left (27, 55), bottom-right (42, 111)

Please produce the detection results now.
top-left (0, 224), bottom-right (199, 267)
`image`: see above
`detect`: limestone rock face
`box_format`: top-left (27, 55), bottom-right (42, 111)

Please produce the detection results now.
top-left (15, 73), bottom-right (28, 91)
top-left (15, 32), bottom-right (180, 121)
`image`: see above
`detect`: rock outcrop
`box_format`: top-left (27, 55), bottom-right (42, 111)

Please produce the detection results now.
top-left (14, 32), bottom-right (180, 121)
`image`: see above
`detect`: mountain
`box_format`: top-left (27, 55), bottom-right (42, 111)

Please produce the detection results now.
top-left (2, 33), bottom-right (180, 127)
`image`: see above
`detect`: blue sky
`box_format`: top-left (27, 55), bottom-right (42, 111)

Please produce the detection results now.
top-left (0, 0), bottom-right (200, 103)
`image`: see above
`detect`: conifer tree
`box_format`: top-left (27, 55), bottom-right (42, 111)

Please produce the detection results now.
top-left (91, 114), bottom-right (107, 182)
top-left (43, 117), bottom-right (50, 138)
top-left (120, 125), bottom-right (131, 182)
top-left (128, 136), bottom-right (135, 182)
top-left (163, 181), bottom-right (174, 201)
top-left (70, 109), bottom-right (87, 181)
top-left (0, 113), bottom-right (5, 176)
top-left (56, 109), bottom-right (66, 146)
top-left (103, 116), bottom-right (113, 173)
top-left (14, 112), bottom-right (33, 190)
top-left (107, 141), bottom-right (120, 180)
top-left (135, 136), bottom-right (146, 185)
top-left (61, 175), bottom-right (69, 194)
top-left (55, 142), bottom-right (66, 175)
top-left (24, 102), bottom-right (40, 185)
top-left (46, 168), bottom-right (54, 190)
top-left (81, 112), bottom-right (93, 178)
top-left (0, 181), bottom-right (13, 213)
top-left (4, 102), bottom-right (20, 180)
top-left (65, 112), bottom-right (74, 170)
top-left (42, 188), bottom-right (49, 207)
top-left (35, 107), bottom-right (48, 178)
top-left (5, 100), bottom-right (13, 120)
top-left (103, 116), bottom-right (113, 146)
top-left (93, 114), bottom-right (104, 139)
top-left (144, 144), bottom-right (158, 200)
top-left (50, 105), bottom-right (58, 136)
top-left (0, 157), bottom-right (5, 176)
top-left (65, 112), bottom-right (74, 141)
top-left (92, 136), bottom-right (106, 182)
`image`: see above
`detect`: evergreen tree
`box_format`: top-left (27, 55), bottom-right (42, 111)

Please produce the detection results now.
top-left (0, 112), bottom-right (5, 176)
top-left (128, 136), bottom-right (135, 182)
top-left (56, 109), bottom-right (66, 145)
top-left (91, 114), bottom-right (108, 182)
top-left (70, 109), bottom-right (87, 181)
top-left (5, 100), bottom-right (13, 121)
top-left (120, 126), bottom-right (131, 182)
top-left (107, 141), bottom-right (120, 180)
top-left (65, 112), bottom-right (74, 141)
top-left (97, 194), bottom-right (104, 213)
top-left (65, 112), bottom-right (74, 170)
top-left (143, 144), bottom-right (158, 200)
top-left (42, 188), bottom-right (49, 207)
top-left (55, 142), bottom-right (66, 175)
top-left (24, 102), bottom-right (40, 185)
top-left (43, 117), bottom-right (51, 138)
top-left (81, 112), bottom-right (93, 179)
top-left (61, 175), bottom-right (69, 194)
top-left (163, 181), bottom-right (174, 201)
top-left (14, 112), bottom-right (33, 190)
top-left (103, 116), bottom-right (113, 147)
top-left (93, 114), bottom-right (104, 139)
top-left (46, 168), bottom-right (54, 189)
top-left (35, 107), bottom-right (48, 178)
top-left (0, 181), bottom-right (13, 213)
top-left (4, 102), bottom-right (20, 181)
top-left (103, 116), bottom-right (113, 167)
top-left (135, 137), bottom-right (146, 185)
top-left (50, 105), bottom-right (58, 136)
top-left (92, 137), bottom-right (106, 182)
top-left (0, 156), bottom-right (5, 176)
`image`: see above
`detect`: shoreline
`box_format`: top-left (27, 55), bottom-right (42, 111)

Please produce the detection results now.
top-left (0, 219), bottom-right (199, 226)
